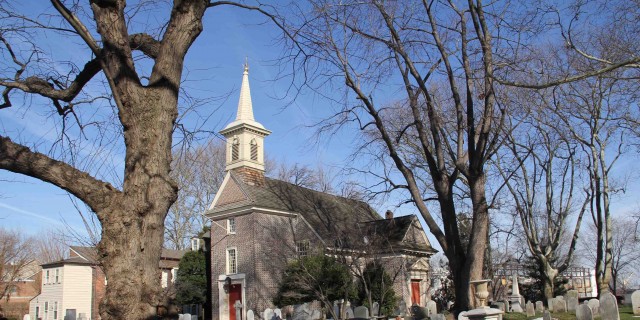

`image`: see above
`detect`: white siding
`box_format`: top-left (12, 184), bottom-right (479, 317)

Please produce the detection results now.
top-left (30, 267), bottom-right (64, 320)
top-left (61, 265), bottom-right (94, 319)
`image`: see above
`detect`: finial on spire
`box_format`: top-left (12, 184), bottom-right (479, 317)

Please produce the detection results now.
top-left (243, 57), bottom-right (249, 74)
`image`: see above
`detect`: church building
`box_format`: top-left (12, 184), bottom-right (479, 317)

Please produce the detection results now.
top-left (205, 64), bottom-right (437, 320)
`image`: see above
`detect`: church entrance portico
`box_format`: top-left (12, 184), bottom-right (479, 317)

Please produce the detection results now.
top-left (217, 274), bottom-right (246, 320)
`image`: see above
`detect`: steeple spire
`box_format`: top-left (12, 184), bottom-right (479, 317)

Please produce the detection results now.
top-left (236, 59), bottom-right (254, 121)
top-left (219, 61), bottom-right (271, 182)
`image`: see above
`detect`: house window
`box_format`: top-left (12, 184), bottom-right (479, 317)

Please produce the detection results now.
top-left (44, 302), bottom-right (48, 320)
top-left (250, 139), bottom-right (258, 161)
top-left (35, 306), bottom-right (39, 319)
top-left (53, 302), bottom-right (58, 320)
top-left (228, 218), bottom-right (236, 234)
top-left (45, 270), bottom-right (50, 284)
top-left (191, 238), bottom-right (200, 251)
top-left (55, 268), bottom-right (59, 283)
top-left (231, 137), bottom-right (239, 161)
top-left (296, 240), bottom-right (310, 257)
top-left (227, 248), bottom-right (237, 274)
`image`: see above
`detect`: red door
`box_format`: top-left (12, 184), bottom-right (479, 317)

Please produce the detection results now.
top-left (411, 280), bottom-right (421, 305)
top-left (228, 284), bottom-right (242, 320)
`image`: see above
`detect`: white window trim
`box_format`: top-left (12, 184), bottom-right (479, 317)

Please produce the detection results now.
top-left (227, 218), bottom-right (236, 234)
top-left (226, 247), bottom-right (238, 274)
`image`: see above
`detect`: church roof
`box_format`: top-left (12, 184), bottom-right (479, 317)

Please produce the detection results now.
top-left (207, 171), bottom-right (380, 240)
top-left (207, 171), bottom-right (436, 255)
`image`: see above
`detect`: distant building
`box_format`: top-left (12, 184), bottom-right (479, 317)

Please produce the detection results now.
top-left (206, 64), bottom-right (437, 320)
top-left (0, 260), bottom-right (41, 320)
top-left (29, 246), bottom-right (186, 320)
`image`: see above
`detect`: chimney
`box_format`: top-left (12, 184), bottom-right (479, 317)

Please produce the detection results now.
top-left (385, 210), bottom-right (393, 219)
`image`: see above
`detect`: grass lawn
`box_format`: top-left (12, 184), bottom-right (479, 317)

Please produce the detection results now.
top-left (502, 305), bottom-right (637, 320)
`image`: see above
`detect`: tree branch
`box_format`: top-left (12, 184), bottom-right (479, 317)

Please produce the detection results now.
top-left (0, 136), bottom-right (120, 215)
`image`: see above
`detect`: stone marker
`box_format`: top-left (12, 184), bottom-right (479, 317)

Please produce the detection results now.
top-left (588, 299), bottom-right (599, 315)
top-left (293, 303), bottom-right (311, 320)
top-left (543, 310), bottom-right (551, 320)
top-left (547, 298), bottom-right (554, 311)
top-left (536, 301), bottom-right (544, 313)
top-left (568, 296), bottom-right (579, 312)
top-left (372, 301), bottom-right (379, 317)
top-left (345, 305), bottom-right (354, 319)
top-left (566, 289), bottom-right (579, 300)
top-left (274, 308), bottom-right (282, 319)
top-left (427, 300), bottom-right (437, 315)
top-left (504, 300), bottom-right (509, 312)
top-left (526, 301), bottom-right (535, 316)
top-left (576, 304), bottom-right (593, 320)
top-left (600, 291), bottom-right (620, 320)
top-left (264, 308), bottom-right (274, 320)
top-left (411, 305), bottom-right (429, 319)
top-left (333, 301), bottom-right (340, 319)
top-left (553, 298), bottom-right (567, 313)
top-left (397, 300), bottom-right (408, 316)
top-left (509, 275), bottom-right (524, 313)
top-left (354, 306), bottom-right (369, 319)
top-left (183, 313), bottom-right (191, 320)
top-left (246, 310), bottom-right (254, 320)
top-left (310, 309), bottom-right (322, 320)
top-left (632, 290), bottom-right (640, 316)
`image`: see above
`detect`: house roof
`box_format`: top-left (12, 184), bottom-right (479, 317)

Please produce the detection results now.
top-left (207, 171), bottom-right (381, 240)
top-left (42, 246), bottom-right (188, 268)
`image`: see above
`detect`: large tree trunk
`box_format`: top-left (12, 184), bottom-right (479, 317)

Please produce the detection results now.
top-left (465, 172), bottom-right (490, 309)
top-left (98, 87), bottom-right (178, 319)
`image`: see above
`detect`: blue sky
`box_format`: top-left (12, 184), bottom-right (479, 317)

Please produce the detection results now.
top-left (1, 1), bottom-right (639, 256)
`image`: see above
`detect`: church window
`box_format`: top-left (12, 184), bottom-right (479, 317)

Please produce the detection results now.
top-left (231, 137), bottom-right (239, 161)
top-left (296, 240), bottom-right (310, 258)
top-left (228, 218), bottom-right (236, 234)
top-left (227, 248), bottom-right (237, 274)
top-left (250, 139), bottom-right (258, 161)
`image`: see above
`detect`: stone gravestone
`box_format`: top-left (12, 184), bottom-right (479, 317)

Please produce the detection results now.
top-left (509, 275), bottom-right (524, 313)
top-left (565, 289), bottom-right (579, 300)
top-left (576, 304), bottom-right (593, 320)
top-left (397, 300), bottom-right (408, 316)
top-left (526, 301), bottom-right (535, 316)
top-left (536, 301), bottom-right (544, 313)
top-left (344, 305), bottom-right (354, 319)
top-left (333, 301), bottom-right (340, 319)
top-left (632, 290), bottom-right (640, 315)
top-left (183, 313), bottom-right (191, 320)
top-left (264, 308), bottom-right (275, 320)
top-left (587, 299), bottom-right (599, 315)
top-left (274, 308), bottom-right (282, 319)
top-left (547, 298), bottom-right (554, 311)
top-left (427, 300), bottom-right (437, 316)
top-left (543, 310), bottom-right (551, 320)
top-left (234, 301), bottom-right (243, 320)
top-left (553, 298), bottom-right (567, 313)
top-left (309, 309), bottom-right (322, 320)
top-left (410, 305), bottom-right (429, 320)
top-left (568, 296), bottom-right (579, 313)
top-left (371, 302), bottom-right (379, 317)
top-left (246, 310), bottom-right (254, 320)
top-left (600, 291), bottom-right (620, 320)
top-left (354, 306), bottom-right (369, 319)
top-left (504, 299), bottom-right (509, 313)
top-left (293, 303), bottom-right (312, 320)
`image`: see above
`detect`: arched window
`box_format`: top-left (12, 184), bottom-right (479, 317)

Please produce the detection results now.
top-left (250, 138), bottom-right (258, 161)
top-left (231, 137), bottom-right (239, 161)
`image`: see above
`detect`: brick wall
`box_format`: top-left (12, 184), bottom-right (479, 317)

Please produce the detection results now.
top-left (92, 266), bottom-right (106, 320)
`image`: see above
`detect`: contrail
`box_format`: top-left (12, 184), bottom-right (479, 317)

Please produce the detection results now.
top-left (0, 202), bottom-right (64, 226)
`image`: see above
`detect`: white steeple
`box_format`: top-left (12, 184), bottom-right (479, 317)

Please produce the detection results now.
top-left (220, 62), bottom-right (271, 176)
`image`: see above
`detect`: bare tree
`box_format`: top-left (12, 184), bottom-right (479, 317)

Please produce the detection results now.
top-left (284, 0), bottom-right (505, 311)
top-left (0, 228), bottom-right (35, 303)
top-left (33, 229), bottom-right (69, 264)
top-left (579, 217), bottom-right (640, 295)
top-left (495, 106), bottom-right (589, 303)
top-left (0, 1), bottom-right (286, 318)
top-left (166, 140), bottom-right (225, 250)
